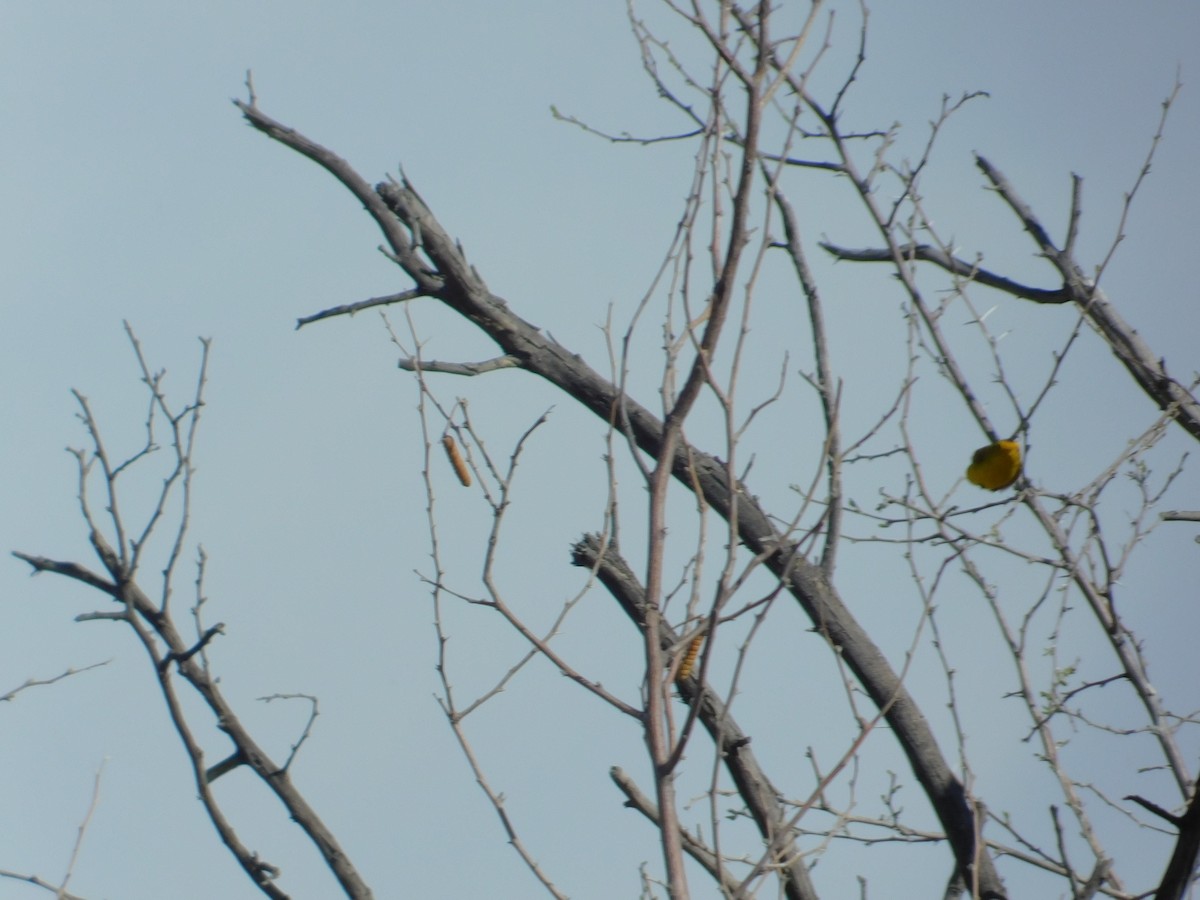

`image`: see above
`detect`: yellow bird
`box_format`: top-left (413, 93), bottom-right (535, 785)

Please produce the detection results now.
top-left (966, 439), bottom-right (1022, 491)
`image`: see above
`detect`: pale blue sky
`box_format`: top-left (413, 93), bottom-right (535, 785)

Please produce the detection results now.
top-left (4, 3), bottom-right (1199, 898)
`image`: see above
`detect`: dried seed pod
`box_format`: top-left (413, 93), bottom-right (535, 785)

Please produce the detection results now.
top-left (676, 633), bottom-right (705, 683)
top-left (442, 434), bottom-right (472, 487)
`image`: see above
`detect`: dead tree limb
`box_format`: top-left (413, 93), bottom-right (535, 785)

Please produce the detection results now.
top-left (237, 98), bottom-right (1007, 899)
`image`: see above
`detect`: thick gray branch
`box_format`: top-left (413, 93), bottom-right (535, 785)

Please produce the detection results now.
top-left (244, 104), bottom-right (1006, 900)
top-left (573, 534), bottom-right (818, 900)
top-left (1149, 783), bottom-right (1200, 900)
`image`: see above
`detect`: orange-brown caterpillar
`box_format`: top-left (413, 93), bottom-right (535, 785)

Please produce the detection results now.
top-left (442, 435), bottom-right (472, 487)
top-left (676, 633), bottom-right (705, 683)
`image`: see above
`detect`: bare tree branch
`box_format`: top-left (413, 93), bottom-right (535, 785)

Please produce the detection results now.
top-left (396, 355), bottom-right (521, 377)
top-left (973, 152), bottom-right (1200, 444)
top-left (819, 241), bottom-right (1070, 305)
top-left (297, 288), bottom-right (426, 328)
top-left (239, 94), bottom-right (1008, 897)
top-left (0, 870), bottom-right (88, 900)
top-left (0, 662), bottom-right (110, 704)
top-left (15, 335), bottom-right (375, 900)
top-left (609, 765), bottom-right (744, 896)
top-left (574, 532), bottom-right (820, 900)
top-left (1148, 783), bottom-right (1200, 900)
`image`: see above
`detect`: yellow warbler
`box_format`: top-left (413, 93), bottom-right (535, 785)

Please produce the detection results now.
top-left (966, 439), bottom-right (1022, 491)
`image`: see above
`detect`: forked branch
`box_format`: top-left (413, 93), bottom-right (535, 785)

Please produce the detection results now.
top-left (234, 96), bottom-right (1007, 897)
